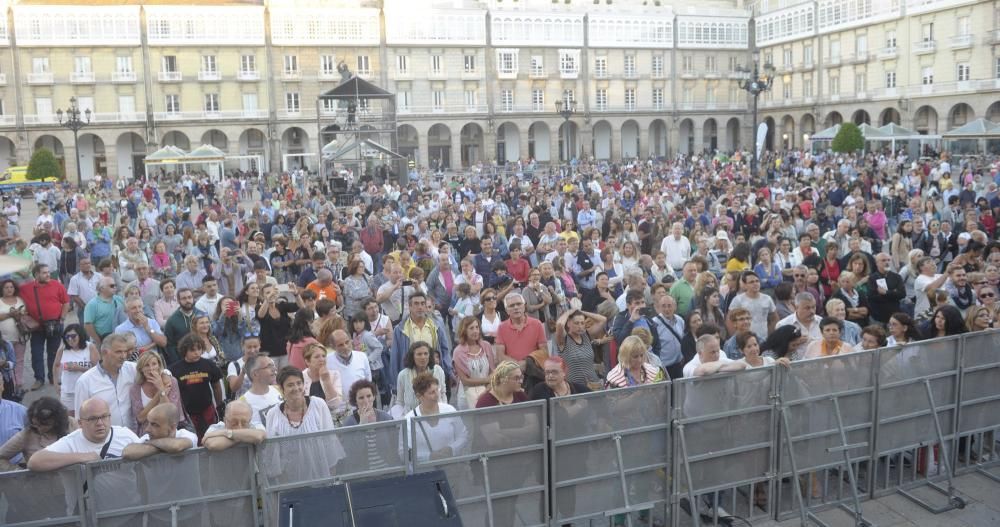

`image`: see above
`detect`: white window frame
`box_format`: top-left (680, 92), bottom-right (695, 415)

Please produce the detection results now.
top-left (204, 93), bottom-right (220, 113)
top-left (285, 92), bottom-right (300, 112)
top-left (164, 94), bottom-right (180, 113)
top-left (532, 89), bottom-right (544, 112)
top-left (624, 88), bottom-right (636, 110)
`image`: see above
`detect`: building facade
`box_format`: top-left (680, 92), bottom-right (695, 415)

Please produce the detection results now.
top-left (0, 0), bottom-right (995, 180)
top-left (754, 0), bottom-right (1000, 151)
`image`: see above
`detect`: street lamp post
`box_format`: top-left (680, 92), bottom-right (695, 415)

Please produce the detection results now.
top-left (555, 99), bottom-right (576, 164)
top-left (56, 96), bottom-right (91, 188)
top-left (735, 53), bottom-right (775, 179)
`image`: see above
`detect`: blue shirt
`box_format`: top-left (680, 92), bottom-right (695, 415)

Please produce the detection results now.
top-left (114, 317), bottom-right (163, 349)
top-left (0, 399), bottom-right (27, 465)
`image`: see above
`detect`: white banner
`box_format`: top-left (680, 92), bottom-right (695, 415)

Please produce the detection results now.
top-left (755, 122), bottom-right (768, 161)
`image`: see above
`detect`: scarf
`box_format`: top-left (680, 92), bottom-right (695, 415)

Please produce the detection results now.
top-left (576, 249), bottom-right (595, 273)
top-left (952, 284), bottom-right (975, 311)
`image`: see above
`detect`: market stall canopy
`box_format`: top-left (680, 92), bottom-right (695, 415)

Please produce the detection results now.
top-left (810, 125), bottom-right (840, 141)
top-left (144, 145), bottom-right (187, 163)
top-left (877, 123), bottom-right (924, 140)
top-left (942, 118), bottom-right (1000, 138)
top-left (185, 144), bottom-right (226, 162)
top-left (858, 123), bottom-right (888, 139)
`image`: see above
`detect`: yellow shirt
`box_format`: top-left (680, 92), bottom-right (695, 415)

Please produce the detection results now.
top-left (725, 258), bottom-right (750, 273)
top-left (403, 317), bottom-right (438, 351)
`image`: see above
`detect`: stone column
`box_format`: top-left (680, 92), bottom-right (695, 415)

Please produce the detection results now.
top-left (638, 126), bottom-right (649, 159)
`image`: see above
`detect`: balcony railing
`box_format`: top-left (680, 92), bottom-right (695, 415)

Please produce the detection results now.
top-left (460, 70), bottom-right (481, 80)
top-left (497, 69), bottom-right (517, 80)
top-left (877, 47), bottom-right (898, 59)
top-left (987, 28), bottom-right (1000, 45)
top-left (559, 70), bottom-right (579, 80)
top-left (913, 39), bottom-right (936, 54)
top-left (237, 70), bottom-right (260, 81)
top-left (27, 72), bottom-right (53, 84)
top-left (0, 115), bottom-right (15, 126)
top-left (392, 69), bottom-right (411, 80)
top-left (319, 70), bottom-right (340, 81)
top-left (702, 70), bottom-right (721, 79)
top-left (158, 71), bottom-right (182, 82)
top-left (397, 104), bottom-right (488, 115)
top-left (826, 55), bottom-right (841, 66)
top-left (197, 70), bottom-right (221, 81)
top-left (70, 72), bottom-right (95, 84)
top-left (427, 69), bottom-right (448, 80)
top-left (623, 70), bottom-right (639, 79)
top-left (528, 69), bottom-right (547, 79)
top-left (0, 73), bottom-right (7, 85)
top-left (282, 70), bottom-right (301, 80)
top-left (111, 71), bottom-right (136, 83)
top-left (593, 70), bottom-right (610, 79)
top-left (152, 110), bottom-right (268, 121)
top-left (950, 34), bottom-right (973, 49)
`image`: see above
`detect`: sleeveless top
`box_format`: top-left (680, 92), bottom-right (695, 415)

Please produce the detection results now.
top-left (560, 333), bottom-right (598, 385)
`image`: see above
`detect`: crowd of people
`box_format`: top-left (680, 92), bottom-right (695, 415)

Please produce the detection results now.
top-left (0, 150), bottom-right (997, 515)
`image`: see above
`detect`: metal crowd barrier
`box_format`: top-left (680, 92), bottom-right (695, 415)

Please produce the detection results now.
top-left (256, 420), bottom-right (407, 527)
top-left (549, 383), bottom-right (670, 527)
top-left (409, 401), bottom-right (548, 527)
top-left (0, 330), bottom-right (998, 527)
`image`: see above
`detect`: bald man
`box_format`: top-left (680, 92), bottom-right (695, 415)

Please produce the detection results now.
top-left (122, 403), bottom-right (197, 460)
top-left (28, 398), bottom-right (140, 471)
top-left (202, 400), bottom-right (266, 451)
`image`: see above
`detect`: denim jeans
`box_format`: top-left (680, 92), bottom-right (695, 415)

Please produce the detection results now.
top-left (30, 327), bottom-right (62, 383)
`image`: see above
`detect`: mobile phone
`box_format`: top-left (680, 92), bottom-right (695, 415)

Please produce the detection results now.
top-left (402, 280), bottom-right (414, 287)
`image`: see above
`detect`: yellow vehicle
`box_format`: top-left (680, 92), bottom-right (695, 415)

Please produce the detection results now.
top-left (0, 166), bottom-right (58, 190)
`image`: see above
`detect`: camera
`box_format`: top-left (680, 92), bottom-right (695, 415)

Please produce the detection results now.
top-left (402, 280), bottom-right (414, 287)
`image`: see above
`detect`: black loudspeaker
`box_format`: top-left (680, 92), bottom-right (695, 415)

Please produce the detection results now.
top-left (278, 470), bottom-right (463, 527)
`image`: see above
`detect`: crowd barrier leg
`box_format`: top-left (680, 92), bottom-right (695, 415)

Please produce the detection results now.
top-left (896, 379), bottom-right (967, 513)
top-left (479, 455), bottom-right (495, 527)
top-left (601, 433), bottom-right (657, 527)
top-left (675, 423), bottom-right (710, 527)
top-left (780, 396), bottom-right (873, 527)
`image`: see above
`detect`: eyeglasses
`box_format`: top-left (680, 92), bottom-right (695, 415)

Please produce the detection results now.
top-left (65, 334), bottom-right (79, 339)
top-left (543, 370), bottom-right (562, 376)
top-left (980, 293), bottom-right (995, 299)
top-left (80, 414), bottom-right (112, 424)
top-left (794, 274), bottom-right (805, 278)
top-left (483, 297), bottom-right (496, 302)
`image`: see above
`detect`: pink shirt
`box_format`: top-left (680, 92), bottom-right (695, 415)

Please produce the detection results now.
top-left (496, 317), bottom-right (547, 361)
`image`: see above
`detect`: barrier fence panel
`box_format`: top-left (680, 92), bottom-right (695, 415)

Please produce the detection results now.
top-left (0, 465), bottom-right (86, 526)
top-left (548, 383), bottom-right (670, 527)
top-left (256, 420), bottom-right (407, 526)
top-left (83, 444), bottom-right (256, 527)
top-left (872, 336), bottom-right (964, 512)
top-left (409, 401), bottom-right (547, 527)
top-left (954, 329), bottom-right (1000, 478)
top-left (775, 350), bottom-right (878, 524)
top-left (671, 367), bottom-right (778, 527)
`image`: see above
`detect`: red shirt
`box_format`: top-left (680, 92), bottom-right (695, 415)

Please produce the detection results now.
top-left (505, 257), bottom-right (530, 283)
top-left (19, 280), bottom-right (69, 322)
top-left (495, 317), bottom-right (547, 361)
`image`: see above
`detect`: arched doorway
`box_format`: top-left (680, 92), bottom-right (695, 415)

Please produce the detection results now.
top-left (558, 121), bottom-right (579, 161)
top-left (914, 106), bottom-right (938, 134)
top-left (427, 123), bottom-right (452, 169)
top-left (459, 123), bottom-right (484, 167)
top-left (281, 127), bottom-right (310, 170)
top-left (528, 122), bottom-right (551, 162)
top-left (649, 119), bottom-right (668, 157)
top-left (800, 114), bottom-right (816, 145)
top-left (948, 103), bottom-right (974, 128)
top-left (592, 121), bottom-right (613, 160)
top-left (621, 120), bottom-right (640, 158)
top-left (77, 133), bottom-right (106, 182)
top-left (763, 117), bottom-right (776, 151)
top-left (33, 135), bottom-right (65, 177)
top-left (496, 122), bottom-right (518, 163)
top-left (0, 137), bottom-right (15, 172)
top-left (780, 115), bottom-right (795, 149)
top-left (987, 101), bottom-right (1000, 123)
top-left (879, 108), bottom-right (901, 126)
top-left (824, 112), bottom-right (843, 128)
top-left (237, 129), bottom-right (266, 172)
top-left (201, 130), bottom-right (228, 151)
top-left (116, 132), bottom-right (145, 180)
top-left (678, 119), bottom-right (694, 155)
top-left (725, 118), bottom-right (740, 152)
top-left (852, 110), bottom-right (871, 125)
top-left (702, 118), bottom-right (718, 152)
top-left (397, 125), bottom-right (419, 162)
top-left (161, 131), bottom-right (190, 151)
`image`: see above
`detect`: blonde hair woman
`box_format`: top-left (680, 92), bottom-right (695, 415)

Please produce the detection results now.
top-left (301, 342), bottom-right (345, 411)
top-left (606, 336), bottom-right (664, 388)
top-left (475, 360), bottom-right (528, 407)
top-left (129, 351), bottom-right (185, 435)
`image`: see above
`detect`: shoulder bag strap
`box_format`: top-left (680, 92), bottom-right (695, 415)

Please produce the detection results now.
top-left (99, 428), bottom-right (115, 459)
top-left (32, 284), bottom-right (45, 323)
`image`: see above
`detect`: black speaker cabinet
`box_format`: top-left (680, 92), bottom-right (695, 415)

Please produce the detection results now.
top-left (278, 470), bottom-right (463, 527)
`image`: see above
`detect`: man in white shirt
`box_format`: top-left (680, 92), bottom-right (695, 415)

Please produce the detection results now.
top-left (73, 333), bottom-right (138, 429)
top-left (122, 403), bottom-right (197, 460)
top-left (727, 271), bottom-right (778, 341)
top-left (28, 398), bottom-right (140, 471)
top-left (194, 276), bottom-right (223, 319)
top-left (203, 400), bottom-right (266, 451)
top-left (775, 293), bottom-right (823, 361)
top-left (660, 222), bottom-right (692, 272)
top-left (238, 354), bottom-right (282, 426)
top-left (683, 334), bottom-right (742, 378)
top-left (67, 256), bottom-right (101, 324)
top-left (327, 329), bottom-right (372, 402)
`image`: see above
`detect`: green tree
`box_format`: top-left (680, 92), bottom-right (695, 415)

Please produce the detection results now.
top-left (26, 148), bottom-right (62, 181)
top-left (831, 122), bottom-right (864, 153)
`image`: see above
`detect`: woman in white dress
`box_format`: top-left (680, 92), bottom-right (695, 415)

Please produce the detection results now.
top-left (52, 324), bottom-right (99, 416)
top-left (404, 372), bottom-right (467, 464)
top-left (451, 317), bottom-right (497, 410)
top-left (263, 366), bottom-right (345, 484)
top-left (391, 342), bottom-right (447, 418)
top-left (0, 279), bottom-right (26, 391)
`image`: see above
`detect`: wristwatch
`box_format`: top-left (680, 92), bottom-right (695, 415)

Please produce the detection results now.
top-left (226, 430), bottom-right (234, 440)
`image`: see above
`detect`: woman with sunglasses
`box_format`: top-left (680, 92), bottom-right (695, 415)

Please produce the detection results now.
top-left (0, 397), bottom-right (76, 471)
top-left (52, 324), bottom-right (98, 416)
